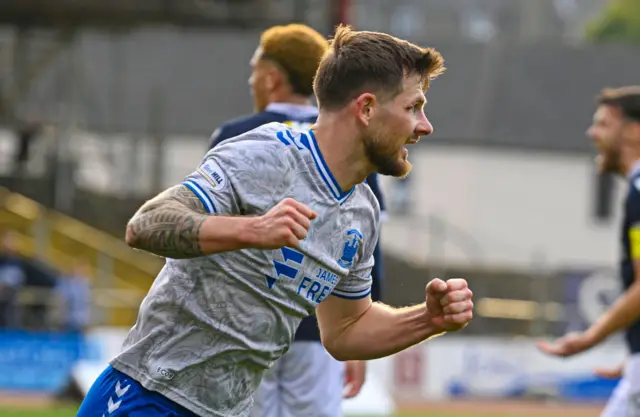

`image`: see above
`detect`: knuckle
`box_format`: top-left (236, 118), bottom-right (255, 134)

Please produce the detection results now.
top-left (282, 206), bottom-right (295, 217)
top-left (280, 229), bottom-right (293, 240)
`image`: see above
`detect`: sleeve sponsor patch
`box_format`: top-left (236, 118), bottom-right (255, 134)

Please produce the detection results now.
top-left (630, 226), bottom-right (640, 259)
top-left (197, 159), bottom-right (227, 192)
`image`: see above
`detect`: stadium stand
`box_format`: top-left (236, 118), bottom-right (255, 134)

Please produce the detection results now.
top-left (0, 186), bottom-right (162, 326)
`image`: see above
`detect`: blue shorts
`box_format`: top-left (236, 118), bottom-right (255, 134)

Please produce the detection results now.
top-left (76, 365), bottom-right (199, 417)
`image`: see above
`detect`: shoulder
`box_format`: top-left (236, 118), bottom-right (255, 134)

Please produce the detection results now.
top-left (628, 173), bottom-right (640, 210)
top-left (210, 112), bottom-right (285, 149)
top-left (629, 171), bottom-right (640, 198)
top-left (205, 123), bottom-right (300, 176)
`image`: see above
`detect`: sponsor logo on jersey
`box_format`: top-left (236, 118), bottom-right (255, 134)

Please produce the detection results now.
top-left (198, 159), bottom-right (227, 191)
top-left (338, 229), bottom-right (362, 268)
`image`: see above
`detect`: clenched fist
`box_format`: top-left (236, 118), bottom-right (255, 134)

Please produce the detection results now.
top-left (424, 278), bottom-right (473, 333)
top-left (247, 198), bottom-right (317, 249)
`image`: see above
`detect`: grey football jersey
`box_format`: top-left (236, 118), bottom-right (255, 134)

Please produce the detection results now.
top-left (110, 122), bottom-right (380, 417)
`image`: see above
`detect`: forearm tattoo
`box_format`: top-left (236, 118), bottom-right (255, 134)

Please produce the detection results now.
top-left (126, 185), bottom-right (209, 259)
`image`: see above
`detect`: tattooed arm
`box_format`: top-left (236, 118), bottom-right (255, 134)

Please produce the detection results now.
top-left (125, 184), bottom-right (315, 259)
top-left (126, 135), bottom-right (306, 259)
top-left (124, 184), bottom-right (252, 259)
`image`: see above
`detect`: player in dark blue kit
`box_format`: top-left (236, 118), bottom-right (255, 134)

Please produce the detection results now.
top-left (209, 23), bottom-right (386, 417)
top-left (538, 87), bottom-right (640, 417)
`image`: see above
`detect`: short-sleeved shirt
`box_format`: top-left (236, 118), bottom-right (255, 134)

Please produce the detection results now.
top-left (208, 103), bottom-right (386, 341)
top-left (621, 163), bottom-right (640, 353)
top-left (111, 122), bottom-right (380, 417)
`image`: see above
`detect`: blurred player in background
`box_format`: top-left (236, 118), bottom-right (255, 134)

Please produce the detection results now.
top-left (537, 87), bottom-right (640, 417)
top-left (77, 25), bottom-right (474, 417)
top-left (209, 23), bottom-right (380, 417)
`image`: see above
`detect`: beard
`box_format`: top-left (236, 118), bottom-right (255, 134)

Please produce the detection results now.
top-left (364, 131), bottom-right (413, 178)
top-left (597, 148), bottom-right (622, 174)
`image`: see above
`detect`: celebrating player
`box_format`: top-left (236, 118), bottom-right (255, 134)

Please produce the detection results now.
top-left (209, 23), bottom-right (376, 417)
top-left (77, 25), bottom-right (474, 417)
top-left (537, 87), bottom-right (640, 417)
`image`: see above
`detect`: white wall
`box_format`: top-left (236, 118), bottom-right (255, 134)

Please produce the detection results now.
top-left (379, 145), bottom-right (626, 269)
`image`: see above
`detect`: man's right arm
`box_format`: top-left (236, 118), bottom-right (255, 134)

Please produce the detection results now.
top-left (124, 184), bottom-right (255, 259)
top-left (125, 138), bottom-right (316, 259)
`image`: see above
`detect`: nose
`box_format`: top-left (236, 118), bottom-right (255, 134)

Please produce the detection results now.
top-left (416, 114), bottom-right (433, 137)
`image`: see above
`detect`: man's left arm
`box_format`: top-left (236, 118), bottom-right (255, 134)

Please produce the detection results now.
top-left (316, 253), bottom-right (473, 361)
top-left (538, 189), bottom-right (640, 357)
top-left (584, 259), bottom-right (640, 344)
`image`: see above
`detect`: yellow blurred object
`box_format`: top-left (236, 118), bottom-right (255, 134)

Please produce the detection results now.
top-left (0, 186), bottom-right (164, 326)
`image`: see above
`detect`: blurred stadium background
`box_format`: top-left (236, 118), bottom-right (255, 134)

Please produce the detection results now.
top-left (0, 0), bottom-right (638, 416)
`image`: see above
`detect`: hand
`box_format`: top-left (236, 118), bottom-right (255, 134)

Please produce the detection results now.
top-left (536, 331), bottom-right (598, 358)
top-left (245, 198), bottom-right (317, 249)
top-left (594, 362), bottom-right (624, 379)
top-left (424, 278), bottom-right (473, 333)
top-left (343, 360), bottom-right (366, 399)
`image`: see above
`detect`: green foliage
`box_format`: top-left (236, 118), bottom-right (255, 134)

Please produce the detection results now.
top-left (585, 0), bottom-right (640, 44)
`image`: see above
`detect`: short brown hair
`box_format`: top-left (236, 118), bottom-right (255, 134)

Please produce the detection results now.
top-left (597, 86), bottom-right (640, 122)
top-left (313, 25), bottom-right (445, 110)
top-left (259, 24), bottom-right (329, 96)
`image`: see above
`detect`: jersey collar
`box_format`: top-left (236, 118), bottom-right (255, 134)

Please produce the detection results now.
top-left (306, 129), bottom-right (355, 204)
top-left (266, 103), bottom-right (318, 119)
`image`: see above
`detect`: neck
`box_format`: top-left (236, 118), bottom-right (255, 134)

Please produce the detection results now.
top-left (312, 111), bottom-right (373, 192)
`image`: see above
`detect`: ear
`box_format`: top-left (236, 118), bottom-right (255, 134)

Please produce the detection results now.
top-left (268, 65), bottom-right (291, 92)
top-left (354, 93), bottom-right (377, 127)
top-left (264, 70), bottom-right (278, 91)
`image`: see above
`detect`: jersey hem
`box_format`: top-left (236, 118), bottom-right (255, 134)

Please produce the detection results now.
top-left (110, 360), bottom-right (241, 417)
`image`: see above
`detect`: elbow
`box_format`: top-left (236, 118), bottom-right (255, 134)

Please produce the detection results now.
top-left (124, 221), bottom-right (140, 248)
top-left (321, 338), bottom-right (354, 362)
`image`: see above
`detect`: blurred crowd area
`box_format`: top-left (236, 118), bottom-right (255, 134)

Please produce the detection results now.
top-left (0, 229), bottom-right (91, 332)
top-left (0, 0), bottom-right (637, 336)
